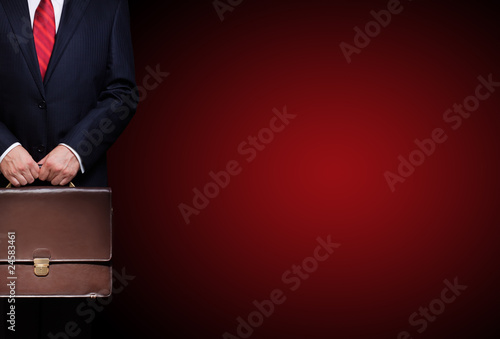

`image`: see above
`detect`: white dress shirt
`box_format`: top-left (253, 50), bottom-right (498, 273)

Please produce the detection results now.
top-left (28, 0), bottom-right (64, 32)
top-left (0, 0), bottom-right (85, 174)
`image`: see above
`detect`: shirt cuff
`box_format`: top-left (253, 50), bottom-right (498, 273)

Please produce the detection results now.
top-left (0, 142), bottom-right (21, 165)
top-left (59, 143), bottom-right (85, 174)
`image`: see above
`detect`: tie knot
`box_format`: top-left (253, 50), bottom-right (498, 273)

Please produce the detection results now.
top-left (37, 0), bottom-right (54, 12)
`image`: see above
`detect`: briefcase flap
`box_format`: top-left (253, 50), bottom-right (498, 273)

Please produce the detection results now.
top-left (0, 187), bottom-right (112, 263)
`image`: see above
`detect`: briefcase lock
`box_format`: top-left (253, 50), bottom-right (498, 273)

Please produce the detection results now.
top-left (34, 258), bottom-right (50, 277)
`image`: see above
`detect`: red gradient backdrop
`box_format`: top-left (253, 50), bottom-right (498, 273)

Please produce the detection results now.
top-left (93, 1), bottom-right (500, 338)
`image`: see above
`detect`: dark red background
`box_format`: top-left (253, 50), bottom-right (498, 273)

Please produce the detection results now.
top-left (96, 0), bottom-right (500, 338)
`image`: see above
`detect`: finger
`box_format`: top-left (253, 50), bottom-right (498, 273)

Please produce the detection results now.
top-left (45, 162), bottom-right (64, 182)
top-left (38, 165), bottom-right (50, 181)
top-left (51, 174), bottom-right (64, 186)
top-left (59, 176), bottom-right (73, 186)
top-left (29, 162), bottom-right (40, 180)
top-left (46, 168), bottom-right (59, 182)
top-left (13, 173), bottom-right (28, 187)
top-left (21, 162), bottom-right (37, 184)
top-left (22, 170), bottom-right (35, 185)
top-left (7, 176), bottom-right (20, 188)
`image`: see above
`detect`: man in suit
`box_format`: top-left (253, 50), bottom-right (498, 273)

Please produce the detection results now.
top-left (0, 0), bottom-right (137, 188)
top-left (0, 0), bottom-right (137, 337)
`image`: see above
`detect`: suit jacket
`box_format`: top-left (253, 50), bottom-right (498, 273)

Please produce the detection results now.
top-left (0, 0), bottom-right (137, 187)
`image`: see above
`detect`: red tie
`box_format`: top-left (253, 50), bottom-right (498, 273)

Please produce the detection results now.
top-left (33, 0), bottom-right (56, 81)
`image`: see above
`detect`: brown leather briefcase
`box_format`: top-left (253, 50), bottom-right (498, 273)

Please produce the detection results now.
top-left (0, 185), bottom-right (112, 298)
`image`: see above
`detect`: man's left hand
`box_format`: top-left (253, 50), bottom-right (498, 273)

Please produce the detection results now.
top-left (38, 146), bottom-right (80, 186)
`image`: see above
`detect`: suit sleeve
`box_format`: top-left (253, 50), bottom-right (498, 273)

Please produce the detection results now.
top-left (60, 0), bottom-right (138, 171)
top-left (0, 123), bottom-right (20, 157)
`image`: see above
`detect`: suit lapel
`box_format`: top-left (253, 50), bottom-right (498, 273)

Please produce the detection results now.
top-left (0, 0), bottom-right (44, 96)
top-left (44, 0), bottom-right (91, 85)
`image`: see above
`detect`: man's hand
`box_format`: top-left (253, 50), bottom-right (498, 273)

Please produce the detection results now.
top-left (38, 146), bottom-right (80, 186)
top-left (0, 146), bottom-right (39, 187)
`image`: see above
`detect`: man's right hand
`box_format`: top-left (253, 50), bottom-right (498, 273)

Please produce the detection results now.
top-left (0, 146), bottom-right (39, 187)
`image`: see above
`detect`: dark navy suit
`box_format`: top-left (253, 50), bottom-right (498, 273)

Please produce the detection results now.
top-left (0, 0), bottom-right (137, 187)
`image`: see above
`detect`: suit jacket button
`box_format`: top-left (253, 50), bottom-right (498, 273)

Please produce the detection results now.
top-left (38, 101), bottom-right (47, 109)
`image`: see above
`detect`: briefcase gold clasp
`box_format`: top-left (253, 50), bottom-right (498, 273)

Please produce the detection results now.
top-left (34, 258), bottom-right (50, 277)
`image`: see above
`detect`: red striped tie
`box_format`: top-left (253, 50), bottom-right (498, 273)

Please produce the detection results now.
top-left (33, 0), bottom-right (56, 81)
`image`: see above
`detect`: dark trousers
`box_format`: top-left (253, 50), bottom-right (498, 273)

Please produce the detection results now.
top-left (1, 299), bottom-right (92, 338)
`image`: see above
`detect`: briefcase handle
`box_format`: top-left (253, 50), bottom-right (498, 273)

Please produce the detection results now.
top-left (5, 164), bottom-right (76, 188)
top-left (6, 182), bottom-right (76, 188)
